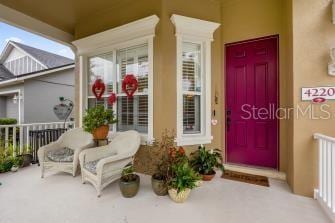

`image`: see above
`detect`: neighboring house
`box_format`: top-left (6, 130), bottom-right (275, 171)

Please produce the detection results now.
top-left (0, 41), bottom-right (74, 124)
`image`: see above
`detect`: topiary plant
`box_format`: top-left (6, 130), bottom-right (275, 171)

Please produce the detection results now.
top-left (82, 105), bottom-right (117, 133)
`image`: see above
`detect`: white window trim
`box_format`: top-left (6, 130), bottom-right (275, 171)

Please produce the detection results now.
top-left (171, 14), bottom-right (220, 146)
top-left (72, 15), bottom-right (159, 144)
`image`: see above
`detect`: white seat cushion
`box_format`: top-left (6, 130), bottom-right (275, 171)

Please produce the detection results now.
top-left (84, 159), bottom-right (100, 174)
top-left (47, 147), bottom-right (74, 162)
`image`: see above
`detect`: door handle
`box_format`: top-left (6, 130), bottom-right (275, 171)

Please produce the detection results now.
top-left (226, 109), bottom-right (231, 132)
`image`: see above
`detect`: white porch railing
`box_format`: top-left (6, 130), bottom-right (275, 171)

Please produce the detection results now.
top-left (314, 133), bottom-right (335, 222)
top-left (0, 121), bottom-right (74, 157)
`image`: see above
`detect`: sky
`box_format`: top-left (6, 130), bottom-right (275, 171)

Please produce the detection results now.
top-left (0, 22), bottom-right (74, 59)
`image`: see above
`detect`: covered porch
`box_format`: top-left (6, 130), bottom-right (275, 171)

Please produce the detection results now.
top-left (0, 0), bottom-right (335, 222)
top-left (0, 165), bottom-right (329, 223)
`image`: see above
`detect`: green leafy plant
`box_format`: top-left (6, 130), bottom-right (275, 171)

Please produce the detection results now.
top-left (168, 161), bottom-right (200, 193)
top-left (0, 156), bottom-right (13, 173)
top-left (12, 156), bottom-right (23, 167)
top-left (121, 164), bottom-right (137, 182)
top-left (190, 145), bottom-right (224, 175)
top-left (82, 105), bottom-right (117, 133)
top-left (0, 118), bottom-right (17, 125)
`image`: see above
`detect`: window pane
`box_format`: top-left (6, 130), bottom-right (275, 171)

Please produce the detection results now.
top-left (88, 52), bottom-right (113, 97)
top-left (183, 95), bottom-right (201, 134)
top-left (183, 94), bottom-right (201, 134)
top-left (88, 98), bottom-right (106, 109)
top-left (116, 44), bottom-right (148, 134)
top-left (117, 44), bottom-right (148, 94)
top-left (182, 42), bottom-right (201, 92)
top-left (117, 95), bottom-right (148, 133)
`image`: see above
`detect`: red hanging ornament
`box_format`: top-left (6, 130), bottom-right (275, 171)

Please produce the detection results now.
top-left (108, 93), bottom-right (117, 105)
top-left (122, 74), bottom-right (138, 98)
top-left (92, 78), bottom-right (105, 100)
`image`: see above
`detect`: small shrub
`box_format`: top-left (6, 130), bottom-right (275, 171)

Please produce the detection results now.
top-left (0, 118), bottom-right (17, 125)
top-left (0, 157), bottom-right (13, 173)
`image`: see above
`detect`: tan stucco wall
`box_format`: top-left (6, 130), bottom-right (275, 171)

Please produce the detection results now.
top-left (71, 0), bottom-right (335, 197)
top-left (291, 0), bottom-right (335, 197)
top-left (74, 0), bottom-right (222, 149)
top-left (73, 0), bottom-right (293, 180)
top-left (221, 0), bottom-right (291, 174)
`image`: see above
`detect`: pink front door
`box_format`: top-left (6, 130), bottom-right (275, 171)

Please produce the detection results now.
top-left (225, 36), bottom-right (279, 169)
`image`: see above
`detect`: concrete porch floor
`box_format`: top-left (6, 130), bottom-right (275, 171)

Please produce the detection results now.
top-left (0, 165), bottom-right (330, 223)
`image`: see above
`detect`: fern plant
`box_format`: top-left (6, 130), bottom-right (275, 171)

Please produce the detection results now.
top-left (168, 161), bottom-right (200, 193)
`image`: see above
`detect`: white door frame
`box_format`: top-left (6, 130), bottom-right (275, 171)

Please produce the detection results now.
top-left (0, 89), bottom-right (23, 124)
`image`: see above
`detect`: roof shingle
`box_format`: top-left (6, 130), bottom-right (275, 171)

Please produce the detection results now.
top-left (0, 65), bottom-right (15, 81)
top-left (11, 41), bottom-right (74, 68)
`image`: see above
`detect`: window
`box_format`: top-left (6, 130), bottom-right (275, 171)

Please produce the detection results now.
top-left (182, 42), bottom-right (202, 134)
top-left (171, 14), bottom-right (220, 146)
top-left (116, 45), bottom-right (149, 133)
top-left (87, 45), bottom-right (149, 135)
top-left (73, 15), bottom-right (158, 143)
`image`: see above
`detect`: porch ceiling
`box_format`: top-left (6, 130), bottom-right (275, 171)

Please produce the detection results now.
top-left (0, 0), bottom-right (125, 34)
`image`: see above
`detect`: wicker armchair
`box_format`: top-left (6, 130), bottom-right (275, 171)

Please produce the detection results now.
top-left (38, 128), bottom-right (94, 178)
top-left (79, 130), bottom-right (141, 197)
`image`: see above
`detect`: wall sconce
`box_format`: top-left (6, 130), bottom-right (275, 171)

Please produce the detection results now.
top-left (13, 94), bottom-right (23, 104)
top-left (328, 48), bottom-right (335, 76)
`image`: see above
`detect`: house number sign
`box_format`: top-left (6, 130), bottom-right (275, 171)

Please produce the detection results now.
top-left (301, 86), bottom-right (335, 102)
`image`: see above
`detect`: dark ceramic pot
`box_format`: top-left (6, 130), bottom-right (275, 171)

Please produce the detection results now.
top-left (19, 154), bottom-right (33, 167)
top-left (119, 174), bottom-right (140, 198)
top-left (201, 170), bottom-right (216, 181)
top-left (151, 175), bottom-right (168, 196)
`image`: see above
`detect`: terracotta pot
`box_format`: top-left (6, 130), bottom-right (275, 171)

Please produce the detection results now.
top-left (151, 175), bottom-right (168, 196)
top-left (119, 174), bottom-right (140, 198)
top-left (92, 125), bottom-right (109, 140)
top-left (201, 170), bottom-right (216, 181)
top-left (168, 188), bottom-right (191, 203)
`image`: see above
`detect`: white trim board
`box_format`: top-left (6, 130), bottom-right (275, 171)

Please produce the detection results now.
top-left (0, 64), bottom-right (75, 87)
top-left (171, 14), bottom-right (220, 146)
top-left (72, 15), bottom-right (159, 55)
top-left (0, 4), bottom-right (73, 46)
top-left (0, 41), bottom-right (47, 69)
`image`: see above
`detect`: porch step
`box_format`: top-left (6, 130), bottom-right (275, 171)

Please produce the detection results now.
top-left (224, 164), bottom-right (286, 181)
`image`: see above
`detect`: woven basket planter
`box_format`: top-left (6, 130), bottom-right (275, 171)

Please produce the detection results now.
top-left (168, 188), bottom-right (191, 203)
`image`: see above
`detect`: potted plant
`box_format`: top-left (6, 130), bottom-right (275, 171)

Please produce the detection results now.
top-left (150, 130), bottom-right (175, 196)
top-left (167, 160), bottom-right (200, 203)
top-left (119, 165), bottom-right (140, 198)
top-left (11, 156), bottom-right (23, 172)
top-left (190, 145), bottom-right (224, 181)
top-left (17, 146), bottom-right (33, 167)
top-left (83, 105), bottom-right (117, 139)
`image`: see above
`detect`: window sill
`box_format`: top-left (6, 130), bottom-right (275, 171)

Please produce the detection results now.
top-left (108, 131), bottom-right (154, 145)
top-left (175, 135), bottom-right (213, 146)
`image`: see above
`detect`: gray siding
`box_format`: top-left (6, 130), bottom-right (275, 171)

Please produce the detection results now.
top-left (0, 97), bottom-right (6, 118)
top-left (6, 96), bottom-right (18, 120)
top-left (23, 68), bottom-right (74, 123)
